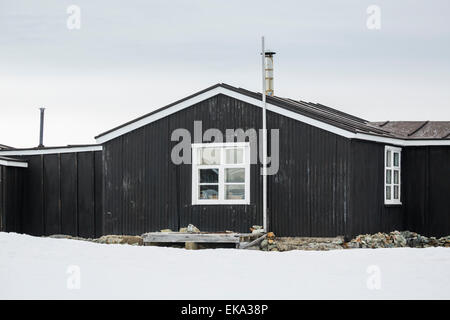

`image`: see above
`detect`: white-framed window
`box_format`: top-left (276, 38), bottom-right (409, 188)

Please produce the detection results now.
top-left (192, 142), bottom-right (250, 205)
top-left (384, 146), bottom-right (402, 205)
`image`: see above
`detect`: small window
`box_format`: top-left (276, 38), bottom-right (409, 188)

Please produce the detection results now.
top-left (192, 143), bottom-right (250, 205)
top-left (385, 146), bottom-right (401, 205)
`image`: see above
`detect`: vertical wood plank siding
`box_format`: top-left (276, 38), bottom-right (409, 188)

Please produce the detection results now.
top-left (1, 151), bottom-right (102, 237)
top-left (403, 147), bottom-right (450, 237)
top-left (103, 94), bottom-right (352, 236)
top-left (349, 140), bottom-right (403, 236)
top-left (0, 166), bottom-right (25, 232)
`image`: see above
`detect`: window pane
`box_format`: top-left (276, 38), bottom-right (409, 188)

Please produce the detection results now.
top-left (225, 168), bottom-right (245, 183)
top-left (225, 148), bottom-right (243, 164)
top-left (386, 186), bottom-right (391, 200)
top-left (393, 152), bottom-right (399, 167)
top-left (199, 169), bottom-right (218, 183)
top-left (394, 186), bottom-right (399, 200)
top-left (386, 169), bottom-right (392, 184)
top-left (225, 184), bottom-right (245, 200)
top-left (386, 150), bottom-right (391, 167)
top-left (394, 170), bottom-right (399, 184)
top-left (199, 185), bottom-right (218, 200)
top-left (198, 148), bottom-right (220, 165)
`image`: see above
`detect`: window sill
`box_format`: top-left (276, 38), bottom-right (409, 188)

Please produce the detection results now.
top-left (384, 202), bottom-right (402, 207)
top-left (192, 201), bottom-right (250, 206)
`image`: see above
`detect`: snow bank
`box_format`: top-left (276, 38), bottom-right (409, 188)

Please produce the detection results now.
top-left (1, 232), bottom-right (449, 299)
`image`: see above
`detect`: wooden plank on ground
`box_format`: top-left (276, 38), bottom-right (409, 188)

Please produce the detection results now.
top-left (143, 232), bottom-right (241, 243)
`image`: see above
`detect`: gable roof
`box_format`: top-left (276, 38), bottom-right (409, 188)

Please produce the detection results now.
top-left (95, 83), bottom-right (450, 146)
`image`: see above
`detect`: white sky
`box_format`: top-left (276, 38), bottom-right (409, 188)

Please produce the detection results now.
top-left (1, 0), bottom-right (449, 148)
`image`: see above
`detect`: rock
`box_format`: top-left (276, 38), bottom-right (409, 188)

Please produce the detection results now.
top-left (96, 235), bottom-right (143, 245)
top-left (185, 242), bottom-right (198, 250)
top-left (187, 224), bottom-right (200, 233)
top-left (260, 239), bottom-right (269, 249)
top-left (160, 229), bottom-right (172, 233)
top-left (179, 227), bottom-right (188, 233)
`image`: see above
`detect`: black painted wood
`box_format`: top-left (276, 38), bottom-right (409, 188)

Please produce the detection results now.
top-left (1, 151), bottom-right (102, 238)
top-left (0, 166), bottom-right (25, 232)
top-left (60, 152), bottom-right (78, 235)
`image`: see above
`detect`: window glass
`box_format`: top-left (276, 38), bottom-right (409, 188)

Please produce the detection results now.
top-left (225, 184), bottom-right (245, 200)
top-left (393, 152), bottom-right (399, 167)
top-left (198, 148), bottom-right (220, 165)
top-left (386, 186), bottom-right (391, 200)
top-left (225, 168), bottom-right (245, 183)
top-left (199, 185), bottom-right (218, 200)
top-left (393, 170), bottom-right (399, 184)
top-left (200, 169), bottom-right (218, 183)
top-left (394, 186), bottom-right (399, 200)
top-left (386, 150), bottom-right (391, 167)
top-left (225, 148), bottom-right (244, 164)
top-left (386, 169), bottom-right (392, 184)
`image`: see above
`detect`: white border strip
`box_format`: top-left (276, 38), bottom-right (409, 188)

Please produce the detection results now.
top-left (95, 86), bottom-right (450, 146)
top-left (0, 159), bottom-right (28, 168)
top-left (0, 145), bottom-right (102, 156)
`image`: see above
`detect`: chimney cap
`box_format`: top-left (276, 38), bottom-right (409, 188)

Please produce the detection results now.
top-left (261, 50), bottom-right (276, 56)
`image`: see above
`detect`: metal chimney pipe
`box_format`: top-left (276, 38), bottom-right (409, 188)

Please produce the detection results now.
top-left (264, 50), bottom-right (276, 96)
top-left (38, 107), bottom-right (45, 148)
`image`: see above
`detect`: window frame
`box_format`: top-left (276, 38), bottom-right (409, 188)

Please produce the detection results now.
top-left (384, 145), bottom-right (402, 205)
top-left (191, 142), bottom-right (250, 205)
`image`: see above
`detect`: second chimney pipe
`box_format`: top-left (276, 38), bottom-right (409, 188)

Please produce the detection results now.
top-left (39, 107), bottom-right (45, 148)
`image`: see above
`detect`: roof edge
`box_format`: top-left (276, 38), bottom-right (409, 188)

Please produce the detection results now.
top-left (0, 145), bottom-right (102, 156)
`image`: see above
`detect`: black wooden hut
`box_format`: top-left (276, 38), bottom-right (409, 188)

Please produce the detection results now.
top-left (1, 83), bottom-right (450, 238)
top-left (0, 145), bottom-right (102, 237)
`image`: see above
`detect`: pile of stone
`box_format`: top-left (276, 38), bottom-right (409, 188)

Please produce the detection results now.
top-left (346, 231), bottom-right (450, 249)
top-left (94, 235), bottom-right (143, 245)
top-left (48, 229), bottom-right (450, 251)
top-left (258, 231), bottom-right (450, 251)
top-left (47, 234), bottom-right (144, 246)
top-left (275, 236), bottom-right (345, 251)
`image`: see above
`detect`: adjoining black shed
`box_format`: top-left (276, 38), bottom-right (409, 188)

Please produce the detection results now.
top-left (0, 146), bottom-right (103, 238)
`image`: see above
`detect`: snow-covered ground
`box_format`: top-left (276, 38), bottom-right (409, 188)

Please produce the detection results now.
top-left (1, 232), bottom-right (449, 299)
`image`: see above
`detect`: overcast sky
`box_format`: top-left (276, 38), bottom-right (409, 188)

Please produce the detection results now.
top-left (1, 0), bottom-right (449, 148)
